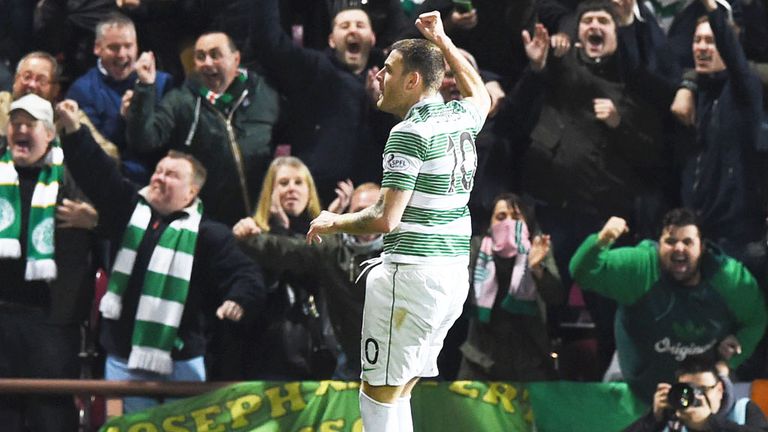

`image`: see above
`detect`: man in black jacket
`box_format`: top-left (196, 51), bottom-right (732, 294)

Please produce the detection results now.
top-left (677, 0), bottom-right (765, 280)
top-left (250, 0), bottom-right (396, 205)
top-left (57, 98), bottom-right (266, 413)
top-left (124, 31), bottom-right (281, 226)
top-left (519, 0), bottom-right (670, 372)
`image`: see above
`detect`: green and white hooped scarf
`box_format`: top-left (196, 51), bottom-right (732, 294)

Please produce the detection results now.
top-left (99, 188), bottom-right (203, 375)
top-left (0, 143), bottom-right (63, 281)
top-left (198, 68), bottom-right (248, 113)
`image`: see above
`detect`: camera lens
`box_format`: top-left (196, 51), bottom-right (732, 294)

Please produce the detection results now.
top-left (668, 383), bottom-right (703, 410)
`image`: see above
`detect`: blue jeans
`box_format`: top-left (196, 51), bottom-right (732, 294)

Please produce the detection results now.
top-left (105, 355), bottom-right (206, 413)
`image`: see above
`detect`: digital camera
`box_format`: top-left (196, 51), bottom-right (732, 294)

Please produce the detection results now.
top-left (667, 383), bottom-right (703, 410)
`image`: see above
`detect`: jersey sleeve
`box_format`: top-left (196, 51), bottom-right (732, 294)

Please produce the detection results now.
top-left (381, 123), bottom-right (429, 191)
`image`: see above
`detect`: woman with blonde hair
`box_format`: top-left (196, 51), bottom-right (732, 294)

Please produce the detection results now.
top-left (235, 156), bottom-right (351, 237)
top-left (231, 156), bottom-right (352, 379)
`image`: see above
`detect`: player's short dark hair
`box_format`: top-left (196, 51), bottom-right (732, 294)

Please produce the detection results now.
top-left (390, 38), bottom-right (445, 93)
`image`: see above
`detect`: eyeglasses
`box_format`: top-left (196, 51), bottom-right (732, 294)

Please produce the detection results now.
top-left (683, 382), bottom-right (718, 393)
top-left (18, 71), bottom-right (51, 87)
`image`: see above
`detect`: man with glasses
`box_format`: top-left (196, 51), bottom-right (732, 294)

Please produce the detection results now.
top-left (0, 51), bottom-right (120, 159)
top-left (624, 354), bottom-right (768, 431)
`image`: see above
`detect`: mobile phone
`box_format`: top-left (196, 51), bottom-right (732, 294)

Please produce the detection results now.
top-left (452, 0), bottom-right (473, 13)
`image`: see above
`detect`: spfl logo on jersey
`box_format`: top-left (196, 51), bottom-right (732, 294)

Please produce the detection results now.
top-left (386, 154), bottom-right (410, 172)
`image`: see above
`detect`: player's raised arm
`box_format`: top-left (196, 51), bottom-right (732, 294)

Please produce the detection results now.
top-left (415, 11), bottom-right (491, 117)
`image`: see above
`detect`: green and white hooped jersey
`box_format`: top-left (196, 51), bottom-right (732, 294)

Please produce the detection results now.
top-left (381, 97), bottom-right (485, 265)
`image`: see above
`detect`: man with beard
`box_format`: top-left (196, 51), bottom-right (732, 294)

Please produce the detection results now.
top-left (67, 12), bottom-right (173, 184)
top-left (124, 31), bottom-right (280, 227)
top-left (569, 208), bottom-right (767, 401)
top-left (250, 0), bottom-right (397, 205)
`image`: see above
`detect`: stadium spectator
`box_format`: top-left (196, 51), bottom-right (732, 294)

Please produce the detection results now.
top-left (569, 208), bottom-right (767, 400)
top-left (623, 353), bottom-right (768, 431)
top-left (66, 12), bottom-right (173, 184)
top-left (0, 94), bottom-right (93, 432)
top-left (235, 181), bottom-right (383, 380)
top-left (516, 0), bottom-right (672, 371)
top-left (405, 0), bottom-right (538, 90)
top-left (0, 51), bottom-right (119, 160)
top-left (281, 0), bottom-right (409, 51)
top-left (124, 31), bottom-right (281, 226)
top-left (672, 0), bottom-right (766, 282)
top-left (212, 156), bottom-right (341, 380)
top-left (56, 98), bottom-right (265, 413)
top-left (458, 193), bottom-right (565, 381)
top-left (250, 0), bottom-right (397, 205)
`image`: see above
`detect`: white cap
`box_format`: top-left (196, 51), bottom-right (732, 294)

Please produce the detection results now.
top-left (10, 93), bottom-right (54, 125)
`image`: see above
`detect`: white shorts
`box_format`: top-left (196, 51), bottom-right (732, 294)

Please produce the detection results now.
top-left (360, 262), bottom-right (469, 386)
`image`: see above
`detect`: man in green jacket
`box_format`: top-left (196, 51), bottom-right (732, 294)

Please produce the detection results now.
top-left (124, 32), bottom-right (280, 226)
top-left (570, 208), bottom-right (767, 401)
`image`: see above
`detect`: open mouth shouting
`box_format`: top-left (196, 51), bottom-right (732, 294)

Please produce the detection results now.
top-left (105, 58), bottom-right (134, 80)
top-left (694, 52), bottom-right (713, 68)
top-left (200, 70), bottom-right (223, 92)
top-left (585, 31), bottom-right (606, 56)
top-left (669, 253), bottom-right (690, 274)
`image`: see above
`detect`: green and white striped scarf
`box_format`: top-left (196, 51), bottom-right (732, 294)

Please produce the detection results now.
top-left (99, 188), bottom-right (202, 374)
top-left (198, 68), bottom-right (248, 113)
top-left (0, 142), bottom-right (63, 281)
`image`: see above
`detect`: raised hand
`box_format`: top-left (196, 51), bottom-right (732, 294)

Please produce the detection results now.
top-left (718, 335), bottom-right (742, 360)
top-left (612, 0), bottom-right (636, 26)
top-left (522, 23), bottom-right (550, 71)
top-left (327, 179), bottom-right (354, 214)
top-left (415, 11), bottom-right (447, 45)
top-left (55, 99), bottom-right (81, 134)
top-left (529, 234), bottom-right (551, 268)
top-left (597, 216), bottom-right (629, 246)
top-left (550, 32), bottom-right (571, 58)
top-left (270, 187), bottom-right (290, 229)
top-left (135, 51), bottom-right (156, 84)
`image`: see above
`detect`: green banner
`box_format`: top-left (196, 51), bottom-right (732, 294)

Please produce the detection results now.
top-left (100, 381), bottom-right (647, 432)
